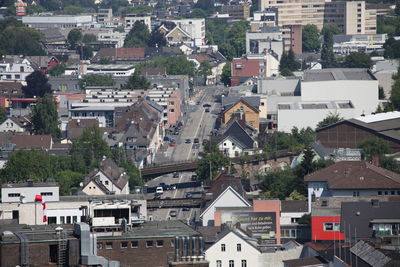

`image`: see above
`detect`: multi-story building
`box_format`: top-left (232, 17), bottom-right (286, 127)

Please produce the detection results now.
top-left (246, 27), bottom-right (284, 56)
top-left (97, 8), bottom-right (113, 26)
top-left (22, 14), bottom-right (94, 29)
top-left (124, 14), bottom-right (151, 31)
top-left (220, 2), bottom-right (251, 20)
top-left (251, 9), bottom-right (278, 31)
top-left (282, 25), bottom-right (303, 54)
top-left (0, 57), bottom-right (35, 81)
top-left (171, 18), bottom-right (206, 46)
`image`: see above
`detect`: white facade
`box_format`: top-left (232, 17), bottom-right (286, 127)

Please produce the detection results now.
top-left (82, 170), bottom-right (129, 195)
top-left (97, 30), bottom-right (127, 48)
top-left (171, 18), bottom-right (206, 46)
top-left (277, 101), bottom-right (357, 132)
top-left (124, 15), bottom-right (151, 31)
top-left (205, 231), bottom-right (261, 267)
top-left (280, 212), bottom-right (307, 225)
top-left (1, 184), bottom-right (60, 203)
top-left (65, 64), bottom-right (135, 76)
top-left (0, 59), bottom-right (34, 81)
top-left (200, 186), bottom-right (251, 226)
top-left (0, 118), bottom-right (25, 132)
top-left (22, 15), bottom-right (94, 29)
top-left (246, 31), bottom-right (284, 57)
top-left (301, 79), bottom-right (379, 117)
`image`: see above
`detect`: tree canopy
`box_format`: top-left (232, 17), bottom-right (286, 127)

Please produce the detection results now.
top-left (342, 52), bottom-right (373, 68)
top-left (138, 55), bottom-right (196, 77)
top-left (67, 29), bottom-right (82, 50)
top-left (198, 60), bottom-right (212, 85)
top-left (124, 21), bottom-right (150, 48)
top-left (31, 94), bottom-right (61, 138)
top-left (49, 64), bottom-right (66, 77)
top-left (80, 74), bottom-right (115, 88)
top-left (358, 137), bottom-right (389, 160)
top-left (316, 113), bottom-right (344, 129)
top-left (302, 24), bottom-right (320, 52)
top-left (0, 107), bottom-right (7, 125)
top-left (195, 152), bottom-right (230, 180)
top-left (280, 49), bottom-right (301, 74)
top-left (22, 70), bottom-right (52, 98)
top-left (320, 25), bottom-right (339, 68)
top-left (123, 71), bottom-right (150, 89)
top-left (221, 62), bottom-right (231, 86)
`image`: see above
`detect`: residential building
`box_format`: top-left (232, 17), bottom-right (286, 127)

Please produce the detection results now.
top-left (222, 98), bottom-right (260, 131)
top-left (0, 116), bottom-right (30, 133)
top-left (231, 58), bottom-right (261, 86)
top-left (188, 50), bottom-right (227, 85)
top-left (22, 15), bottom-right (94, 29)
top-left (97, 8), bottom-right (113, 26)
top-left (0, 81), bottom-right (24, 108)
top-left (246, 27), bottom-right (284, 57)
top-left (171, 18), bottom-right (206, 46)
top-left (82, 158), bottom-right (129, 195)
top-left (1, 181), bottom-right (60, 203)
top-left (96, 30), bottom-right (127, 48)
top-left (316, 111), bottom-right (400, 153)
top-left (215, 119), bottom-right (258, 158)
top-left (222, 95), bottom-right (267, 122)
top-left (65, 64), bottom-right (136, 77)
top-left (0, 57), bottom-right (35, 81)
top-left (250, 9), bottom-right (278, 31)
top-left (91, 47), bottom-right (146, 63)
top-left (200, 186), bottom-right (251, 226)
top-left (282, 25), bottom-right (303, 54)
top-left (124, 14), bottom-right (151, 31)
top-left (305, 161), bottom-right (400, 212)
top-left (66, 118), bottom-right (99, 140)
top-left (260, 0), bottom-right (326, 30)
top-left (220, 2), bottom-right (251, 20)
top-left (10, 134), bottom-right (53, 150)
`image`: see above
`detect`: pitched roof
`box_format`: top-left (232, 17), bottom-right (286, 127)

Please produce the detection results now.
top-left (216, 119), bottom-right (256, 149)
top-left (350, 241), bottom-right (391, 267)
top-left (11, 135), bottom-right (52, 150)
top-left (166, 26), bottom-right (191, 38)
top-left (140, 67), bottom-right (167, 76)
top-left (93, 48), bottom-right (145, 61)
top-left (223, 98), bottom-right (260, 115)
top-left (0, 82), bottom-right (24, 96)
top-left (85, 158), bottom-right (129, 191)
top-left (66, 119), bottom-right (99, 139)
top-left (283, 256), bottom-right (328, 267)
top-left (304, 161), bottom-right (400, 189)
top-left (281, 200), bottom-right (308, 213)
top-left (8, 116), bottom-right (30, 128)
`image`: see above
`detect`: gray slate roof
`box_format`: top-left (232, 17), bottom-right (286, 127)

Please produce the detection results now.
top-left (350, 241), bottom-right (391, 267)
top-left (216, 120), bottom-right (256, 149)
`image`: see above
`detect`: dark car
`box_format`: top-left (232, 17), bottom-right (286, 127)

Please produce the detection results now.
top-left (173, 172), bottom-right (180, 178)
top-left (194, 138), bottom-right (199, 144)
top-left (185, 138), bottom-right (191, 144)
top-left (185, 192), bottom-right (193, 198)
top-left (153, 193), bottom-right (162, 200)
top-left (182, 207), bottom-right (190, 211)
top-left (203, 103), bottom-right (211, 108)
top-left (205, 108), bottom-right (210, 113)
top-left (191, 174), bottom-right (198, 181)
top-left (202, 139), bottom-right (209, 145)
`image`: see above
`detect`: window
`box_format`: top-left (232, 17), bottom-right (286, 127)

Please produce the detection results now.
top-left (171, 239), bottom-right (175, 247)
top-left (241, 260), bottom-right (247, 267)
top-left (48, 216), bottom-right (56, 224)
top-left (105, 181), bottom-right (109, 185)
top-left (105, 242), bottom-right (113, 249)
top-left (121, 242), bottom-right (128, 248)
top-left (60, 216), bottom-right (65, 224)
top-left (291, 218), bottom-right (299, 223)
top-left (237, 243), bottom-right (241, 252)
top-left (131, 241), bottom-right (139, 248)
top-left (170, 109), bottom-right (174, 112)
top-left (8, 193), bottom-right (20, 197)
top-left (157, 240), bottom-right (164, 247)
top-left (41, 192), bottom-right (53, 196)
top-left (146, 240), bottom-right (153, 248)
top-left (97, 243), bottom-right (102, 249)
top-left (391, 191), bottom-right (395, 195)
top-left (229, 260), bottom-right (234, 267)
top-left (216, 260), bottom-right (222, 267)
top-left (66, 216), bottom-right (71, 224)
top-left (324, 222), bottom-right (340, 231)
top-left (378, 191), bottom-right (382, 195)
top-left (353, 191), bottom-right (360, 197)
top-left (221, 244), bottom-right (226, 251)
top-left (73, 216), bottom-right (77, 223)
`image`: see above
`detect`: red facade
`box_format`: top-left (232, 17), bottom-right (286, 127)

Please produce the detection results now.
top-left (311, 216), bottom-right (345, 241)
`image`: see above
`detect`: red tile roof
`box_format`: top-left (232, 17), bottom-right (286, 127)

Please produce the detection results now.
top-left (11, 135), bottom-right (52, 150)
top-left (94, 48), bottom-right (145, 61)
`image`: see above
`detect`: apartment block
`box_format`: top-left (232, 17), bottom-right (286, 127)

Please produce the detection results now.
top-left (282, 25), bottom-right (302, 54)
top-left (220, 3), bottom-right (251, 20)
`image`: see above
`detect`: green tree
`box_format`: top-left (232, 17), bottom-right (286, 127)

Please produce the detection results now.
top-left (280, 49), bottom-right (300, 72)
top-left (56, 171), bottom-right (84, 195)
top-left (194, 0), bottom-right (215, 15)
top-left (219, 43), bottom-right (236, 61)
top-left (0, 25), bottom-right (45, 56)
top-left (198, 60), bottom-right (212, 85)
top-left (186, 8), bottom-right (208, 18)
top-left (196, 152), bottom-right (230, 180)
top-left (380, 156), bottom-right (400, 174)
top-left (49, 63), bottom-right (66, 77)
top-left (137, 55), bottom-right (196, 77)
top-left (342, 52), bottom-right (373, 68)
top-left (27, 4), bottom-right (46, 14)
top-left (280, 68), bottom-right (294, 77)
top-left (298, 214), bottom-right (311, 225)
top-left (124, 21), bottom-right (150, 48)
top-left (80, 74), bottom-right (115, 88)
top-left (221, 62), bottom-right (231, 86)
top-left (302, 24), bottom-right (320, 52)
top-left (98, 57), bottom-right (112, 65)
top-left (77, 45), bottom-right (93, 60)
top-left (31, 94), bottom-right (61, 138)
top-left (321, 26), bottom-right (337, 68)
top-left (358, 137), bottom-right (389, 160)
top-left (111, 147), bottom-right (142, 189)
top-left (67, 28), bottom-right (82, 49)
top-left (82, 33), bottom-right (97, 44)
top-left (316, 112), bottom-right (344, 129)
top-left (285, 190), bottom-right (307, 200)
top-left (391, 67), bottom-right (400, 110)
top-left (396, 0), bottom-right (400, 16)
top-left (259, 169), bottom-right (297, 199)
top-left (0, 107), bottom-right (7, 124)
top-left (379, 86), bottom-right (386, 100)
top-left (22, 70), bottom-right (52, 98)
top-left (64, 5), bottom-right (84, 15)
top-left (123, 71), bottom-right (150, 89)
top-left (148, 28), bottom-right (167, 47)
top-left (70, 125), bottom-right (111, 173)
top-left (121, 5), bottom-right (152, 16)
top-left (114, 26), bottom-right (125, 33)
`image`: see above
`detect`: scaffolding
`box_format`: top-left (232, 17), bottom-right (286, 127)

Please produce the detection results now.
top-left (57, 229), bottom-right (67, 267)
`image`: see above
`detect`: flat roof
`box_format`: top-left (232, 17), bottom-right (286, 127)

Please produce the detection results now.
top-left (303, 68), bottom-right (376, 81)
top-left (354, 111), bottom-right (400, 123)
top-left (1, 182), bottom-right (58, 188)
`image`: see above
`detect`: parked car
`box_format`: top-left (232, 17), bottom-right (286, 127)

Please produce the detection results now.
top-left (163, 136), bottom-right (171, 141)
top-left (169, 210), bottom-right (177, 217)
top-left (205, 108), bottom-right (210, 113)
top-left (182, 207), bottom-right (190, 211)
top-left (185, 192), bottom-right (193, 198)
top-left (203, 103), bottom-right (211, 108)
top-left (191, 174), bottom-right (198, 181)
top-left (173, 172), bottom-right (180, 178)
top-left (194, 138), bottom-right (199, 144)
top-left (169, 142), bottom-right (176, 147)
top-left (185, 138), bottom-right (191, 144)
top-left (174, 130), bottom-right (180, 135)
top-left (156, 186), bottom-right (163, 194)
top-left (153, 193), bottom-right (161, 200)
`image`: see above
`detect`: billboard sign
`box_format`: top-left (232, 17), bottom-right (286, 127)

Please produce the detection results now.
top-left (232, 212), bottom-right (276, 242)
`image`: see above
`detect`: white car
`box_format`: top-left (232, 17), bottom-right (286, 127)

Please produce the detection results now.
top-left (156, 187), bottom-right (163, 194)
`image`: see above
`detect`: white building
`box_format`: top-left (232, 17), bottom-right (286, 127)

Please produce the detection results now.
top-left (97, 30), bottom-right (127, 48)
top-left (246, 28), bottom-right (284, 58)
top-left (333, 33), bottom-right (388, 54)
top-left (200, 186), bottom-right (251, 226)
top-left (65, 64), bottom-right (135, 76)
top-left (22, 14), bottom-right (94, 29)
top-left (171, 18), bottom-right (206, 46)
top-left (0, 57), bottom-right (35, 81)
top-left (0, 116), bottom-right (29, 132)
top-left (124, 14), bottom-right (151, 31)
top-left (1, 181), bottom-right (60, 203)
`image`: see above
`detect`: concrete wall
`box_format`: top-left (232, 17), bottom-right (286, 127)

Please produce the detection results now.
top-left (1, 186), bottom-right (60, 203)
top-left (301, 80), bottom-right (379, 116)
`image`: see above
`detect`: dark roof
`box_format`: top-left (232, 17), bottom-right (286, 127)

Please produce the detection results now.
top-left (281, 200), bottom-right (308, 213)
top-left (304, 161), bottom-right (400, 189)
top-left (140, 67), bottom-right (167, 76)
top-left (195, 226), bottom-right (222, 244)
top-left (222, 96), bottom-right (260, 110)
top-left (350, 240), bottom-right (391, 267)
top-left (341, 201), bottom-right (400, 239)
top-left (216, 119), bottom-right (256, 149)
top-left (66, 119), bottom-right (99, 140)
top-left (303, 68), bottom-right (376, 81)
top-left (8, 116), bottom-right (30, 128)
top-left (11, 135), bottom-right (52, 150)
top-left (207, 173), bottom-right (247, 201)
top-left (0, 82), bottom-right (23, 96)
top-left (85, 158), bottom-right (128, 191)
top-left (283, 256), bottom-right (328, 267)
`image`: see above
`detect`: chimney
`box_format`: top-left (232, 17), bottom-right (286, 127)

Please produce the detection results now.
top-left (371, 155), bottom-right (380, 166)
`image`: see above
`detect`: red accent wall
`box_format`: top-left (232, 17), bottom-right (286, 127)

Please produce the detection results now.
top-left (312, 216), bottom-right (345, 241)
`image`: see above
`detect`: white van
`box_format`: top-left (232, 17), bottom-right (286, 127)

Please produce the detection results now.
top-left (156, 187), bottom-right (164, 194)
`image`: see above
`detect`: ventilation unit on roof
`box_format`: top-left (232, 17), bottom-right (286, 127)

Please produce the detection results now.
top-left (321, 200), bottom-right (328, 207)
